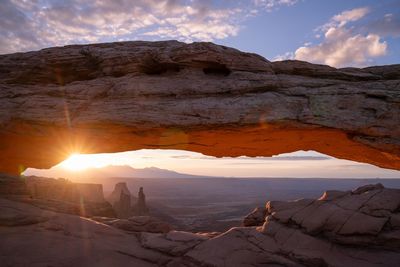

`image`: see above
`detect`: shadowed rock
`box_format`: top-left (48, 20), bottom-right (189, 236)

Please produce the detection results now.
top-left (242, 206), bottom-right (266, 227)
top-left (108, 182), bottom-right (132, 218)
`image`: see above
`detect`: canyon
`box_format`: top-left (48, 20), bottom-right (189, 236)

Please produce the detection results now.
top-left (1, 173), bottom-right (399, 266)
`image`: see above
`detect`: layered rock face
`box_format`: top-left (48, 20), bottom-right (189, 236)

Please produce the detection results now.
top-left (26, 176), bottom-right (105, 203)
top-left (1, 175), bottom-right (115, 217)
top-left (1, 184), bottom-right (399, 266)
top-left (0, 41), bottom-right (399, 174)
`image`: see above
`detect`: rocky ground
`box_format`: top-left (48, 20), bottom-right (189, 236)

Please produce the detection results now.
top-left (1, 182), bottom-right (399, 267)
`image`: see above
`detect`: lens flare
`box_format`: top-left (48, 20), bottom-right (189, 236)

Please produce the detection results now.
top-left (59, 153), bottom-right (101, 171)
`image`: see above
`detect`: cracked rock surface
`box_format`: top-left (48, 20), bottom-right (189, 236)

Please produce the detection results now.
top-left (1, 41), bottom-right (399, 174)
top-left (1, 183), bottom-right (399, 267)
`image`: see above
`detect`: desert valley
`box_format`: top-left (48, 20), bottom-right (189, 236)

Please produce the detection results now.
top-left (1, 1), bottom-right (400, 266)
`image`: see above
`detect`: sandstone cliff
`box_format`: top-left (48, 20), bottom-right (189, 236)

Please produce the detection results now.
top-left (0, 174), bottom-right (115, 217)
top-left (0, 41), bottom-right (399, 174)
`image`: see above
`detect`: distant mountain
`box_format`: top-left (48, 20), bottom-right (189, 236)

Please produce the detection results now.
top-left (24, 165), bottom-right (204, 180)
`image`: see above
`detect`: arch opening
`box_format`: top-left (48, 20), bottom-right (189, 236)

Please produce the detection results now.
top-left (22, 149), bottom-right (400, 232)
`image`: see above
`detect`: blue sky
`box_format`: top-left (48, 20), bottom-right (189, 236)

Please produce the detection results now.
top-left (2, 0), bottom-right (400, 177)
top-left (218, 0), bottom-right (400, 66)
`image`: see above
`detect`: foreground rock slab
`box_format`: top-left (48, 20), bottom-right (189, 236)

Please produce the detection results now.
top-left (0, 41), bottom-right (399, 174)
top-left (0, 199), bottom-right (170, 267)
top-left (1, 183), bottom-right (399, 267)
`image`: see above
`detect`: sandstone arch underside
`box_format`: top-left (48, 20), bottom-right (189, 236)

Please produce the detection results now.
top-left (0, 41), bottom-right (399, 175)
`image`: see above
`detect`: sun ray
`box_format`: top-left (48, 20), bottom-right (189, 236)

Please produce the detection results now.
top-left (59, 153), bottom-right (104, 171)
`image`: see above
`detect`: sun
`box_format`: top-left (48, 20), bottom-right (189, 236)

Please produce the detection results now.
top-left (59, 153), bottom-right (99, 171)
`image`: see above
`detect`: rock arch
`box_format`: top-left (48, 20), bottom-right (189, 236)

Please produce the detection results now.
top-left (0, 41), bottom-right (399, 174)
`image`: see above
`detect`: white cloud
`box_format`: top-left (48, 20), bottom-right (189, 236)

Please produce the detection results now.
top-left (332, 7), bottom-right (369, 26)
top-left (0, 0), bottom-right (303, 54)
top-left (253, 0), bottom-right (298, 11)
top-left (144, 8), bottom-right (242, 42)
top-left (273, 51), bottom-right (294, 61)
top-left (294, 7), bottom-right (387, 67)
top-left (0, 0), bottom-right (243, 54)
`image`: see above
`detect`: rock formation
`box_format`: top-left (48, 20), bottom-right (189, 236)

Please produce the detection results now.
top-left (1, 183), bottom-right (399, 266)
top-left (108, 182), bottom-right (132, 218)
top-left (132, 187), bottom-right (149, 216)
top-left (1, 174), bottom-right (115, 217)
top-left (0, 173), bottom-right (29, 195)
top-left (0, 41), bottom-right (399, 175)
top-left (242, 206), bottom-right (267, 227)
top-left (26, 176), bottom-right (105, 203)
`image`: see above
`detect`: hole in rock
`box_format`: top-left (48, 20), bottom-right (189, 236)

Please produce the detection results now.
top-left (202, 62), bottom-right (231, 76)
top-left (23, 149), bottom-right (400, 232)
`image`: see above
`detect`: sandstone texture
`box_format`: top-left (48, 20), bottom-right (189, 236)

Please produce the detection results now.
top-left (1, 183), bottom-right (400, 267)
top-left (0, 41), bottom-right (399, 174)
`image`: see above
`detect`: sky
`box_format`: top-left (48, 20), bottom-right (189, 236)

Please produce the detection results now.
top-left (3, 0), bottom-right (400, 178)
top-left (1, 0), bottom-right (400, 67)
top-left (24, 149), bottom-right (400, 178)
